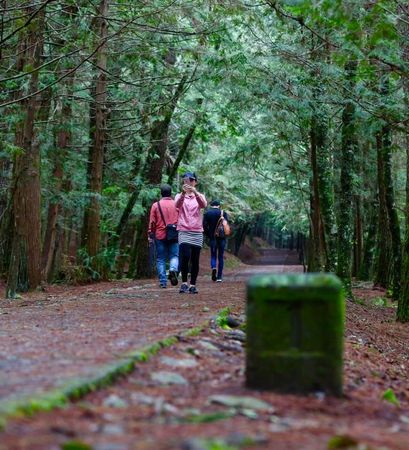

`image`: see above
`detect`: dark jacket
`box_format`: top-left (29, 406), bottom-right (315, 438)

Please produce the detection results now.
top-left (203, 208), bottom-right (229, 239)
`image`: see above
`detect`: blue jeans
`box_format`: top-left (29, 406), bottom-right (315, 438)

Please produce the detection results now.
top-left (155, 239), bottom-right (179, 285)
top-left (209, 238), bottom-right (226, 279)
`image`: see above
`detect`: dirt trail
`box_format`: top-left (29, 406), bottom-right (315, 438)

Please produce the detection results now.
top-left (2, 250), bottom-right (409, 450)
top-left (0, 250), bottom-right (302, 408)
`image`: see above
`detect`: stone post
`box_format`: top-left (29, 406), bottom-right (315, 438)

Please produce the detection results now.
top-left (246, 273), bottom-right (344, 396)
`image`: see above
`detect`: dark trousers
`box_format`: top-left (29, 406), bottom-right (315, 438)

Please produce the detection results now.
top-left (209, 237), bottom-right (226, 279)
top-left (179, 243), bottom-right (201, 285)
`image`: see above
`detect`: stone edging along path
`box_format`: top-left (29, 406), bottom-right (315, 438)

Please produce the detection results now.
top-left (0, 320), bottom-right (206, 428)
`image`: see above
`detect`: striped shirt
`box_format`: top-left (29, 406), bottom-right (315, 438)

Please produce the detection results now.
top-left (178, 231), bottom-right (204, 248)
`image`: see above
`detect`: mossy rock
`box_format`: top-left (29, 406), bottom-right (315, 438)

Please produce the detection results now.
top-left (246, 273), bottom-right (344, 395)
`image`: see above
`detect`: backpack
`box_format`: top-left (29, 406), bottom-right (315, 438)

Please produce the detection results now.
top-left (215, 210), bottom-right (231, 238)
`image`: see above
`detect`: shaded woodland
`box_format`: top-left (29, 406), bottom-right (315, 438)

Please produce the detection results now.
top-left (0, 0), bottom-right (409, 321)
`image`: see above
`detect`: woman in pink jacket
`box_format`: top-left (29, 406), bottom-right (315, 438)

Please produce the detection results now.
top-left (175, 172), bottom-right (207, 294)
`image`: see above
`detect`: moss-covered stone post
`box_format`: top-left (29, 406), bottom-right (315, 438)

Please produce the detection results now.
top-left (246, 273), bottom-right (344, 396)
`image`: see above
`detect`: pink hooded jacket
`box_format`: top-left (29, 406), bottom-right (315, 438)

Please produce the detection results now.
top-left (175, 192), bottom-right (207, 232)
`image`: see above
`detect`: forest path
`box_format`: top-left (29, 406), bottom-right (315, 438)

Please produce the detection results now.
top-left (1, 251), bottom-right (409, 450)
top-left (0, 249), bottom-right (302, 410)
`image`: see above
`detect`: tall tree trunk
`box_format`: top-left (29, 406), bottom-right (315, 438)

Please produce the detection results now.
top-left (336, 59), bottom-right (358, 297)
top-left (352, 195), bottom-right (363, 277)
top-left (113, 147), bottom-right (144, 242)
top-left (167, 124), bottom-right (196, 185)
top-left (310, 109), bottom-right (335, 272)
top-left (374, 133), bottom-right (392, 288)
top-left (42, 76), bottom-right (74, 281)
top-left (129, 75), bottom-right (188, 278)
top-left (132, 119), bottom-right (173, 279)
top-left (380, 90), bottom-right (401, 302)
top-left (82, 0), bottom-right (108, 261)
top-left (358, 198), bottom-right (378, 280)
top-left (398, 126), bottom-right (409, 321)
top-left (397, 2), bottom-right (409, 321)
top-left (167, 98), bottom-right (202, 185)
top-left (6, 5), bottom-right (45, 297)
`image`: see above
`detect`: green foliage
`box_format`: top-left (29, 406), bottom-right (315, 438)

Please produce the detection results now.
top-left (371, 297), bottom-right (388, 307)
top-left (77, 246), bottom-right (119, 281)
top-left (382, 388), bottom-right (400, 407)
top-left (215, 307), bottom-right (231, 329)
top-left (1, 142), bottom-right (25, 158)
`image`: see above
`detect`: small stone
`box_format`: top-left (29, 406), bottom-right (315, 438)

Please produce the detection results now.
top-left (239, 408), bottom-right (258, 419)
top-left (151, 371), bottom-right (188, 385)
top-left (399, 415), bottom-right (409, 425)
top-left (130, 392), bottom-right (158, 405)
top-left (182, 408), bottom-right (201, 416)
top-left (160, 356), bottom-right (198, 368)
top-left (94, 444), bottom-right (128, 450)
top-left (209, 395), bottom-right (273, 411)
top-left (314, 391), bottom-right (326, 401)
top-left (180, 438), bottom-right (208, 450)
top-left (163, 403), bottom-right (180, 415)
top-left (101, 423), bottom-right (125, 435)
top-left (226, 432), bottom-right (268, 446)
top-left (186, 348), bottom-right (201, 357)
top-left (225, 329), bottom-right (246, 342)
top-left (202, 306), bottom-right (210, 312)
top-left (197, 340), bottom-right (219, 351)
top-left (226, 315), bottom-right (241, 328)
top-left (102, 394), bottom-right (128, 408)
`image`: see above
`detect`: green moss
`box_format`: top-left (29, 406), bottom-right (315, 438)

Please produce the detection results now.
top-left (184, 410), bottom-right (236, 423)
top-left (327, 435), bottom-right (358, 449)
top-left (61, 440), bottom-right (93, 450)
top-left (215, 307), bottom-right (231, 328)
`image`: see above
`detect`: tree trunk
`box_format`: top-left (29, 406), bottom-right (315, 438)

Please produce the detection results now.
top-left (358, 198), bottom-right (378, 280)
top-left (42, 77), bottom-right (73, 281)
top-left (6, 5), bottom-right (45, 297)
top-left (352, 195), bottom-right (363, 277)
top-left (82, 0), bottom-right (108, 261)
top-left (397, 2), bottom-right (409, 321)
top-left (336, 59), bottom-right (358, 297)
top-left (398, 125), bottom-right (409, 321)
top-left (167, 124), bottom-right (196, 185)
top-left (311, 109), bottom-right (335, 272)
top-left (114, 148), bottom-right (144, 241)
top-left (130, 75), bottom-right (188, 278)
top-left (374, 133), bottom-right (392, 288)
top-left (380, 98), bottom-right (401, 302)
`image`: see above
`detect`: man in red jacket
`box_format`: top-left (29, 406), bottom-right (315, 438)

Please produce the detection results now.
top-left (148, 184), bottom-right (179, 288)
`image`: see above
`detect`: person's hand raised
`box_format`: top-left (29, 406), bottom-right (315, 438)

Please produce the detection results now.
top-left (183, 184), bottom-right (193, 194)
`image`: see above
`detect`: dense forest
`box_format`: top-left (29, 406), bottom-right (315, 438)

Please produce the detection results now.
top-left (0, 0), bottom-right (409, 321)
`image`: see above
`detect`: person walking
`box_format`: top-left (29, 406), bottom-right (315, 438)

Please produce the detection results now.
top-left (203, 200), bottom-right (229, 282)
top-left (175, 172), bottom-right (207, 294)
top-left (148, 184), bottom-right (179, 288)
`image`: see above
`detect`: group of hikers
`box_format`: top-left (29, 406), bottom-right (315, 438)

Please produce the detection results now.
top-left (148, 171), bottom-right (230, 293)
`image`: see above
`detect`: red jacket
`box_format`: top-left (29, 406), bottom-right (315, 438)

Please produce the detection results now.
top-left (148, 197), bottom-right (179, 240)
